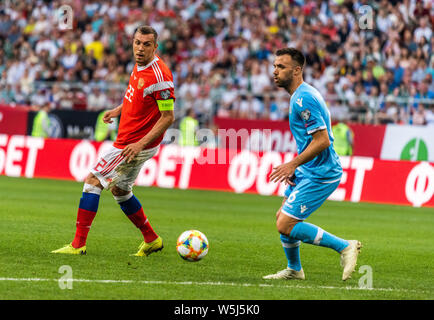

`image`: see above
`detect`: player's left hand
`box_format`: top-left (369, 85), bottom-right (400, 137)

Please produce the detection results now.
top-left (121, 142), bottom-right (144, 163)
top-left (269, 162), bottom-right (296, 185)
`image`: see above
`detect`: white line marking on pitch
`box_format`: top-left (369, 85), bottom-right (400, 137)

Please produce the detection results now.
top-left (0, 277), bottom-right (426, 294)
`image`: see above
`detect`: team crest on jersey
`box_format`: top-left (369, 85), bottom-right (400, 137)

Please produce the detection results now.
top-left (160, 89), bottom-right (171, 100)
top-left (301, 109), bottom-right (311, 121)
top-left (138, 78), bottom-right (145, 89)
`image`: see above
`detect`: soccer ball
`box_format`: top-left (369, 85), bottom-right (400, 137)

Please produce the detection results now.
top-left (176, 230), bottom-right (209, 262)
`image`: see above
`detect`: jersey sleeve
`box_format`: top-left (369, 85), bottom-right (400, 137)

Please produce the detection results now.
top-left (153, 86), bottom-right (175, 111)
top-left (150, 68), bottom-right (176, 111)
top-left (294, 94), bottom-right (326, 135)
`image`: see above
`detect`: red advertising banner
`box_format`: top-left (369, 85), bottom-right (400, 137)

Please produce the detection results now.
top-left (213, 117), bottom-right (386, 158)
top-left (0, 105), bottom-right (29, 136)
top-left (1, 135), bottom-right (433, 208)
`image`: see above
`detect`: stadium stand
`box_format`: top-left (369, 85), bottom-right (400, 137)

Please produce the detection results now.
top-left (0, 0), bottom-right (433, 128)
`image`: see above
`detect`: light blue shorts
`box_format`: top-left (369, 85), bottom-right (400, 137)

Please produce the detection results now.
top-left (282, 174), bottom-right (341, 220)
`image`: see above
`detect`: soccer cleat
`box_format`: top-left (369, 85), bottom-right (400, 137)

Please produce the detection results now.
top-left (51, 244), bottom-right (86, 255)
top-left (133, 236), bottom-right (163, 257)
top-left (263, 268), bottom-right (305, 280)
top-left (340, 240), bottom-right (362, 281)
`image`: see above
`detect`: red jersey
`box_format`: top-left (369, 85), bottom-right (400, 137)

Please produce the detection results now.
top-left (114, 56), bottom-right (175, 149)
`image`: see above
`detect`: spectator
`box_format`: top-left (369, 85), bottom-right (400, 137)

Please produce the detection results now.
top-left (81, 24), bottom-right (95, 46)
top-left (413, 81), bottom-right (434, 110)
top-left (425, 105), bottom-right (434, 126)
top-left (363, 69), bottom-right (380, 95)
top-left (412, 105), bottom-right (427, 125)
top-left (87, 87), bottom-right (108, 111)
top-left (32, 88), bottom-right (48, 107)
top-left (94, 109), bottom-right (118, 142)
top-left (0, 0), bottom-right (433, 126)
top-left (60, 46), bottom-right (79, 70)
top-left (250, 62), bottom-right (271, 98)
top-left (179, 108), bottom-right (199, 146)
top-left (412, 59), bottom-right (428, 83)
top-left (376, 95), bottom-right (398, 124)
top-left (0, 83), bottom-right (13, 104)
top-left (413, 17), bottom-right (432, 43)
top-left (349, 83), bottom-right (369, 123)
top-left (20, 69), bottom-right (34, 98)
top-left (332, 121), bottom-right (354, 156)
top-left (178, 75), bottom-right (200, 101)
top-left (35, 33), bottom-right (58, 58)
top-left (31, 103), bottom-right (51, 138)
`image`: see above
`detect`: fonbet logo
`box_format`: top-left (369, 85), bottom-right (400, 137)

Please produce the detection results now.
top-left (227, 150), bottom-right (294, 195)
top-left (400, 138), bottom-right (428, 161)
top-left (405, 162), bottom-right (434, 207)
top-left (68, 143), bottom-right (200, 189)
top-left (0, 135), bottom-right (44, 178)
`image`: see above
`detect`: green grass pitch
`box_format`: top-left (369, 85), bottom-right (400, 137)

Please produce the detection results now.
top-left (0, 176), bottom-right (433, 300)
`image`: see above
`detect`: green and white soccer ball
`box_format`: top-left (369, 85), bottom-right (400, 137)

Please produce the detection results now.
top-left (176, 230), bottom-right (209, 262)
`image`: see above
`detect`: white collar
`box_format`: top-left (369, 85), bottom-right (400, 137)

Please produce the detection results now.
top-left (137, 56), bottom-right (159, 71)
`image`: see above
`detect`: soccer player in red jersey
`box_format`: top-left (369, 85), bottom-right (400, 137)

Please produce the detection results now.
top-left (52, 26), bottom-right (175, 256)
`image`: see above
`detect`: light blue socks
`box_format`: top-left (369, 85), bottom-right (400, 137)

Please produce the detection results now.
top-left (280, 234), bottom-right (302, 271)
top-left (289, 222), bottom-right (349, 253)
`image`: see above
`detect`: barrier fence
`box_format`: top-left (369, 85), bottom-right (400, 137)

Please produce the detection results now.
top-left (2, 105), bottom-right (434, 162)
top-left (1, 134), bottom-right (433, 208)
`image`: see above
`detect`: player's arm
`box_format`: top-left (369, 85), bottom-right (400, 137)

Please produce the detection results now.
top-left (271, 94), bottom-right (330, 184)
top-left (103, 103), bottom-right (123, 124)
top-left (121, 108), bottom-right (175, 163)
top-left (270, 129), bottom-right (330, 184)
top-left (137, 109), bottom-right (175, 148)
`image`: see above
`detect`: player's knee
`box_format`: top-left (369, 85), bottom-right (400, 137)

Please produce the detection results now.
top-left (276, 207), bottom-right (282, 220)
top-left (276, 213), bottom-right (300, 236)
top-left (84, 173), bottom-right (103, 190)
top-left (111, 185), bottom-right (130, 197)
top-left (85, 173), bottom-right (98, 185)
top-left (275, 197), bottom-right (287, 220)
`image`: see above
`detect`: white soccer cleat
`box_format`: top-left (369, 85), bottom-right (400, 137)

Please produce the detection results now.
top-left (340, 240), bottom-right (362, 281)
top-left (263, 268), bottom-right (305, 280)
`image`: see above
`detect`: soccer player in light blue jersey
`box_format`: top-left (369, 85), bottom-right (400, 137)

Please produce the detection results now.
top-left (264, 48), bottom-right (362, 281)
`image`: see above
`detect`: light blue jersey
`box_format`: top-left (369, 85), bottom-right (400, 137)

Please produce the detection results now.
top-left (277, 81), bottom-right (351, 273)
top-left (289, 82), bottom-right (342, 182)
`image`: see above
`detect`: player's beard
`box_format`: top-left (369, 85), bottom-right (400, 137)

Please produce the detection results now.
top-left (135, 53), bottom-right (148, 66)
top-left (134, 50), bottom-right (154, 66)
top-left (276, 71), bottom-right (294, 90)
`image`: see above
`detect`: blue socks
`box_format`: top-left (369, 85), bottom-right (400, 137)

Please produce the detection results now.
top-left (280, 222), bottom-right (349, 272)
top-left (289, 222), bottom-right (349, 253)
top-left (118, 194), bottom-right (142, 216)
top-left (79, 192), bottom-right (100, 212)
top-left (280, 234), bottom-right (302, 271)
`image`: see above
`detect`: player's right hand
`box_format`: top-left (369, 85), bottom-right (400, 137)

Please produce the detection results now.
top-left (270, 162), bottom-right (296, 184)
top-left (103, 110), bottom-right (115, 124)
top-left (284, 174), bottom-right (297, 186)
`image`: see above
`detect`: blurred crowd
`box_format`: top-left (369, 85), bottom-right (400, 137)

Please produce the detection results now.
top-left (1, 0), bottom-right (434, 126)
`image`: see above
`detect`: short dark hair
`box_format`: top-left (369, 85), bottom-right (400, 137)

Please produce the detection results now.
top-left (134, 25), bottom-right (158, 43)
top-left (275, 48), bottom-right (306, 69)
